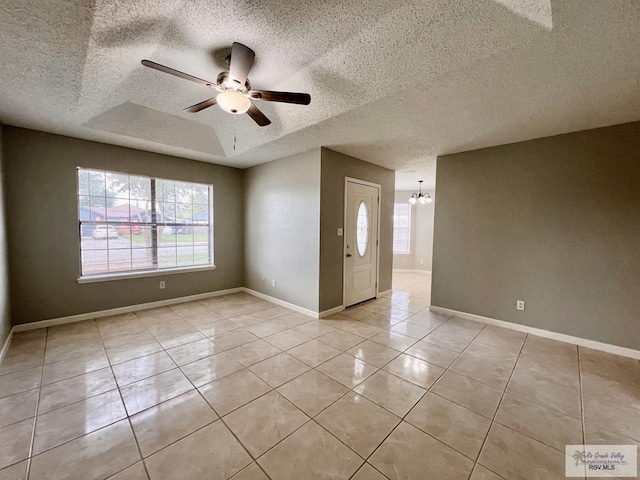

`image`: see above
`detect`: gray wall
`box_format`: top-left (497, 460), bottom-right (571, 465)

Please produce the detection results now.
top-left (319, 148), bottom-right (395, 312)
top-left (0, 124), bottom-right (11, 347)
top-left (432, 122), bottom-right (640, 350)
top-left (3, 127), bottom-right (244, 325)
top-left (243, 149), bottom-right (321, 312)
top-left (392, 189), bottom-right (435, 272)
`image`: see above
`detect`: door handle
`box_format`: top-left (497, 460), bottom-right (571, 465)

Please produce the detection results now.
top-left (346, 253), bottom-right (353, 257)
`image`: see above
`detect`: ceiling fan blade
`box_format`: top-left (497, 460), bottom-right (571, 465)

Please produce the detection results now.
top-left (228, 42), bottom-right (255, 87)
top-left (246, 103), bottom-right (271, 126)
top-left (141, 60), bottom-right (217, 88)
top-left (183, 97), bottom-right (218, 113)
top-left (248, 90), bottom-right (311, 105)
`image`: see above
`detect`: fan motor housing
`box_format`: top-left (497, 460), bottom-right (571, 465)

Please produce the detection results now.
top-left (216, 72), bottom-right (250, 93)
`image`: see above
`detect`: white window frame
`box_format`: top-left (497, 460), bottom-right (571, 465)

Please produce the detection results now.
top-left (393, 203), bottom-right (412, 254)
top-left (76, 167), bottom-right (215, 283)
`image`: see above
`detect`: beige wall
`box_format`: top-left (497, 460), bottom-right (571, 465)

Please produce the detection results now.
top-left (0, 124), bottom-right (11, 347)
top-left (432, 122), bottom-right (640, 350)
top-left (319, 148), bottom-right (395, 312)
top-left (243, 149), bottom-right (321, 312)
top-left (3, 127), bottom-right (244, 325)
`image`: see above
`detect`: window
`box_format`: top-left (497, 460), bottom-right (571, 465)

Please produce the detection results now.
top-left (77, 167), bottom-right (213, 278)
top-left (356, 201), bottom-right (369, 257)
top-left (393, 203), bottom-right (411, 254)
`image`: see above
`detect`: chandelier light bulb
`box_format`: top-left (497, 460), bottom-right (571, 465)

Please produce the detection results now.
top-left (409, 196), bottom-right (418, 205)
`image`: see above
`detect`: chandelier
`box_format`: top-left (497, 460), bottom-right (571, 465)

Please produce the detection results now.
top-left (409, 180), bottom-right (432, 205)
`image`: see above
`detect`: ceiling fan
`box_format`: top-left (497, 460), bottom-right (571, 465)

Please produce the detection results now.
top-left (141, 42), bottom-right (311, 127)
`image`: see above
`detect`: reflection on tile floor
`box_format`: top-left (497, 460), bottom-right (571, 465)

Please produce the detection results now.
top-left (1, 272), bottom-right (639, 479)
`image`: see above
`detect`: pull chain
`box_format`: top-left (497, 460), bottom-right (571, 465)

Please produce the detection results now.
top-left (233, 115), bottom-right (237, 151)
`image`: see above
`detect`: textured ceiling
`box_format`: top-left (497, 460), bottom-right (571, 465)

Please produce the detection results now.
top-left (1, 1), bottom-right (639, 190)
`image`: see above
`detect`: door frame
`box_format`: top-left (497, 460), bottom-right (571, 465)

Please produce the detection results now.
top-left (343, 177), bottom-right (382, 308)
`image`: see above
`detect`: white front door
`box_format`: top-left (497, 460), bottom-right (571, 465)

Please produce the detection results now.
top-left (344, 180), bottom-right (379, 307)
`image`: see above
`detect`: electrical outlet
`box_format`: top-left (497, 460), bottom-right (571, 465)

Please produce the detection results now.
top-left (516, 300), bottom-right (525, 311)
top-left (271, 279), bottom-right (276, 287)
top-left (261, 277), bottom-right (265, 283)
top-left (337, 228), bottom-right (344, 236)
top-left (159, 281), bottom-right (165, 289)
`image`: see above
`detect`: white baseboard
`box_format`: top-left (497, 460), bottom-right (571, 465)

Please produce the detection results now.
top-left (392, 269), bottom-right (432, 275)
top-left (430, 306), bottom-right (640, 360)
top-left (0, 329), bottom-right (13, 364)
top-left (318, 305), bottom-right (345, 318)
top-left (242, 288), bottom-right (318, 319)
top-left (12, 287), bottom-right (244, 333)
top-left (377, 289), bottom-right (393, 297)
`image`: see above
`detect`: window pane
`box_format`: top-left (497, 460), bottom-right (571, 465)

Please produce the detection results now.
top-left (356, 201), bottom-right (369, 257)
top-left (393, 203), bottom-right (411, 254)
top-left (78, 168), bottom-right (213, 277)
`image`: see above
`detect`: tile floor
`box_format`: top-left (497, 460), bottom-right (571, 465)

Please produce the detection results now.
top-left (0, 273), bottom-right (638, 479)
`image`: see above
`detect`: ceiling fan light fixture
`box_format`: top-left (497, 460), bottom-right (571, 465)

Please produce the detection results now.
top-left (216, 90), bottom-right (251, 114)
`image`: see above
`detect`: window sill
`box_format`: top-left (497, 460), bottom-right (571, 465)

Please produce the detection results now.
top-left (393, 253), bottom-right (413, 256)
top-left (77, 265), bottom-right (217, 284)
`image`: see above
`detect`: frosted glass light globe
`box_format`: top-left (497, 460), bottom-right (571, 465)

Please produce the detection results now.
top-left (217, 90), bottom-right (251, 114)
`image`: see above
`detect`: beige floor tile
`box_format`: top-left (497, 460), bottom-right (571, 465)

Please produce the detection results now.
top-left (404, 339), bottom-right (460, 368)
top-left (146, 319), bottom-right (191, 337)
top-left (287, 339), bottom-right (341, 367)
top-left (107, 462), bottom-right (148, 480)
top-left (145, 422), bottom-right (250, 480)
top-left (112, 351), bottom-right (176, 387)
top-left (154, 328), bottom-right (205, 350)
top-left (258, 421), bottom-right (362, 480)
top-left (276, 370), bottom-right (348, 417)
top-left (316, 393), bottom-right (400, 457)
top-left (44, 340), bottom-right (105, 365)
top-left (0, 366), bottom-right (42, 399)
top-left (406, 393), bottom-right (491, 460)
top-left (470, 465), bottom-right (506, 480)
top-left (382, 354), bottom-right (444, 389)
top-left (316, 330), bottom-right (366, 351)
top-left (579, 347), bottom-right (640, 386)
top-left (345, 340), bottom-right (400, 368)
top-left (0, 418), bottom-right (34, 469)
top-left (478, 423), bottom-right (567, 480)
top-left (471, 325), bottom-right (525, 351)
top-left (354, 370), bottom-right (426, 417)
top-left (33, 389), bottom-right (126, 454)
top-left (245, 320), bottom-right (290, 338)
top-left (507, 366), bottom-right (581, 419)
top-left (515, 351), bottom-right (579, 388)
top-left (316, 353), bottom-right (378, 388)
top-left (210, 304), bottom-right (252, 318)
top-left (198, 368), bottom-right (272, 416)
top-left (583, 395), bottom-right (640, 441)
top-left (352, 463), bottom-right (388, 480)
top-left (368, 331), bottom-right (417, 352)
top-left (422, 330), bottom-right (474, 352)
top-left (29, 420), bottom-right (141, 480)
top-left (292, 321), bottom-right (335, 338)
top-left (4, 335), bottom-right (45, 357)
top-left (521, 335), bottom-right (578, 362)
top-left (0, 389), bottom-right (38, 428)
top-left (41, 350), bottom-right (109, 385)
top-left (248, 352), bottom-right (310, 387)
top-left (0, 349), bottom-right (44, 376)
top-left (180, 352), bottom-right (245, 387)
top-left (337, 321), bottom-right (383, 339)
top-left (120, 368), bottom-right (194, 415)
top-left (211, 330), bottom-right (259, 351)
top-left (405, 311), bottom-right (449, 330)
top-left (169, 301), bottom-right (210, 318)
top-left (389, 321), bottom-right (432, 339)
top-left (102, 331), bottom-right (157, 350)
top-left (581, 370), bottom-right (640, 411)
top-left (436, 317), bottom-right (485, 336)
top-left (136, 307), bottom-right (180, 325)
top-left (131, 389), bottom-right (218, 457)
top-left (431, 370), bottom-right (503, 418)
top-left (263, 330), bottom-right (311, 350)
top-left (0, 460), bottom-right (28, 480)
top-left (38, 367), bottom-right (116, 414)
top-left (449, 345), bottom-right (518, 389)
top-left (48, 320), bottom-right (98, 338)
top-left (166, 338), bottom-right (219, 366)
top-left (227, 339), bottom-right (282, 366)
top-left (230, 462), bottom-right (269, 480)
top-left (106, 340), bottom-right (163, 365)
top-left (369, 421), bottom-right (474, 480)
top-left (495, 393), bottom-right (583, 451)
top-left (224, 391), bottom-right (308, 457)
